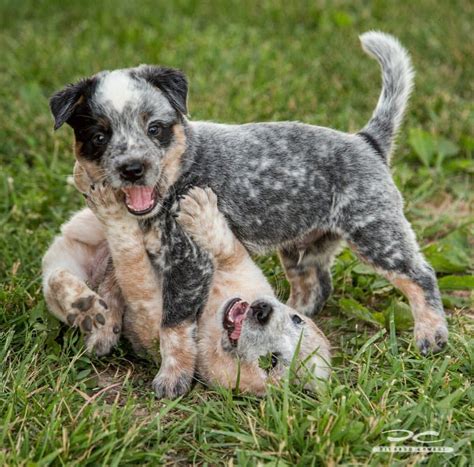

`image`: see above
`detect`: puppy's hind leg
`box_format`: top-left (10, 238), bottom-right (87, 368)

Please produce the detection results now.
top-left (279, 232), bottom-right (342, 316)
top-left (43, 247), bottom-right (121, 356)
top-left (42, 209), bottom-right (122, 356)
top-left (346, 214), bottom-right (448, 354)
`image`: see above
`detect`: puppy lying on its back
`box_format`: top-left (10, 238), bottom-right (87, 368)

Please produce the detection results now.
top-left (42, 170), bottom-right (330, 395)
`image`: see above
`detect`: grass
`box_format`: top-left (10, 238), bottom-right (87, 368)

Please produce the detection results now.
top-left (0, 0), bottom-right (473, 464)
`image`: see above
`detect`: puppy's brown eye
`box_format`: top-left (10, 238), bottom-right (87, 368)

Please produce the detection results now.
top-left (292, 314), bottom-right (304, 325)
top-left (93, 132), bottom-right (107, 146)
top-left (147, 124), bottom-right (162, 138)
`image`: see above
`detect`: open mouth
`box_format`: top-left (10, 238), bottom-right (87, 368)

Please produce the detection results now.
top-left (122, 186), bottom-right (159, 215)
top-left (223, 298), bottom-right (250, 345)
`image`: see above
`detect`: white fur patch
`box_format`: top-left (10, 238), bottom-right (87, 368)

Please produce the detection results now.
top-left (96, 71), bottom-right (139, 113)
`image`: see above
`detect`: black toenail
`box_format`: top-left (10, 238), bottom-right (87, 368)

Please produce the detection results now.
top-left (419, 338), bottom-right (431, 355)
top-left (435, 334), bottom-right (447, 349)
top-left (81, 316), bottom-right (93, 332)
top-left (98, 299), bottom-right (108, 309)
top-left (95, 313), bottom-right (105, 325)
top-left (113, 325), bottom-right (121, 334)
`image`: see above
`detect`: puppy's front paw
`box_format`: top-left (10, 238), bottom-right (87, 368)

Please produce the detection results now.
top-left (177, 187), bottom-right (218, 230)
top-left (85, 182), bottom-right (127, 224)
top-left (415, 319), bottom-right (448, 355)
top-left (152, 368), bottom-right (193, 399)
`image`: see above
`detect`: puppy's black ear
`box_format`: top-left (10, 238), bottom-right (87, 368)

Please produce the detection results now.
top-left (49, 78), bottom-right (93, 130)
top-left (138, 65), bottom-right (188, 115)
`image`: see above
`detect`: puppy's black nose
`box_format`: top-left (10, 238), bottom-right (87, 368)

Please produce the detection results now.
top-left (251, 300), bottom-right (273, 325)
top-left (119, 160), bottom-right (145, 182)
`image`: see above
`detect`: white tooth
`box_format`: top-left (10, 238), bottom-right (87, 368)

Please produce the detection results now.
top-left (297, 249), bottom-right (305, 265)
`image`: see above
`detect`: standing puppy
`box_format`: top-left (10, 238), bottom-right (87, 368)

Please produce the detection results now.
top-left (49, 32), bottom-right (447, 397)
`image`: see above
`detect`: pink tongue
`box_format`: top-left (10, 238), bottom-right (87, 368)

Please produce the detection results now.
top-left (230, 326), bottom-right (242, 340)
top-left (228, 301), bottom-right (248, 341)
top-left (123, 187), bottom-right (155, 212)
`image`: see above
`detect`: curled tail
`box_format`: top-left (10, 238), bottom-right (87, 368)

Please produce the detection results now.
top-left (358, 31), bottom-right (414, 162)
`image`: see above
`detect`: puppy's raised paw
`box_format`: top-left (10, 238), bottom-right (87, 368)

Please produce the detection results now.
top-left (85, 182), bottom-right (127, 224)
top-left (176, 187), bottom-right (220, 239)
top-left (176, 186), bottom-right (238, 261)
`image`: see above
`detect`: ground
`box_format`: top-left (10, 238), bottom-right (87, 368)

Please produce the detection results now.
top-left (0, 0), bottom-right (473, 465)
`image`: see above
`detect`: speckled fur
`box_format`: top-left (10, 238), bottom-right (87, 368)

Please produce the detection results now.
top-left (49, 32), bottom-right (447, 397)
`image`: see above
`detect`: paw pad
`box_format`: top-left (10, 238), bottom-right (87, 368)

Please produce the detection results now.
top-left (72, 295), bottom-right (95, 312)
top-left (95, 313), bottom-right (106, 325)
top-left (81, 315), bottom-right (93, 332)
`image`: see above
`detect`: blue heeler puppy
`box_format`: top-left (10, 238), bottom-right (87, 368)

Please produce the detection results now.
top-left (48, 32), bottom-right (448, 398)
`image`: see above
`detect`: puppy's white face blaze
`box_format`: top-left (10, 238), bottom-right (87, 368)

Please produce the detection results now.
top-left (96, 71), bottom-right (141, 113)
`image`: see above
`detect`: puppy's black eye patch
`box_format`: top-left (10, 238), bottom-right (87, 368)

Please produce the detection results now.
top-left (93, 131), bottom-right (109, 146)
top-left (292, 314), bottom-right (304, 325)
top-left (75, 125), bottom-right (112, 161)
